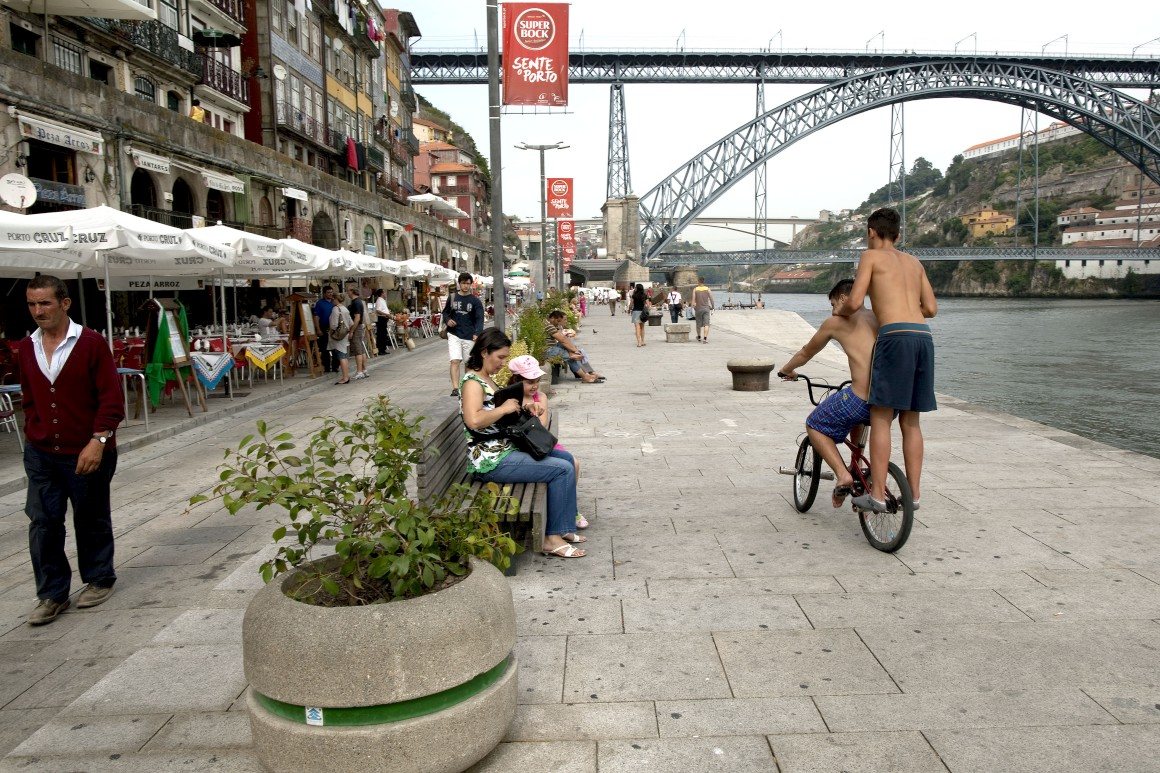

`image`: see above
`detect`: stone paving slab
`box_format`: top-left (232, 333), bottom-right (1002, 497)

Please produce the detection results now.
top-left (794, 588), bottom-right (1031, 628)
top-left (924, 724), bottom-right (1160, 772)
top-left (655, 697), bottom-right (825, 737)
top-left (141, 712), bottom-right (253, 751)
top-left (11, 714), bottom-right (171, 757)
top-left (505, 702), bottom-right (657, 741)
top-left (562, 633), bottom-right (731, 703)
top-left (597, 736), bottom-right (776, 773)
top-left (768, 730), bottom-right (947, 773)
top-left (622, 595), bottom-right (811, 633)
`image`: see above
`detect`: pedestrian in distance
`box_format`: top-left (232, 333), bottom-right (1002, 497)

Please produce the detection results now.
top-left (20, 275), bottom-right (125, 625)
top-left (312, 285), bottom-right (337, 373)
top-left (444, 272), bottom-right (485, 398)
top-left (345, 282), bottom-right (369, 380)
top-left (372, 288), bottom-right (391, 355)
top-left (329, 301), bottom-right (353, 385)
top-left (835, 207), bottom-right (938, 513)
top-left (667, 286), bottom-right (683, 324)
top-left (692, 276), bottom-right (714, 343)
top-left (629, 283), bottom-right (648, 347)
top-left (609, 291), bottom-right (617, 316)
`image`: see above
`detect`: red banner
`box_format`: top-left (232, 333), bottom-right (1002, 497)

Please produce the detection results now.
top-left (546, 177), bottom-right (573, 218)
top-left (502, 3), bottom-right (569, 107)
top-left (557, 220), bottom-right (576, 269)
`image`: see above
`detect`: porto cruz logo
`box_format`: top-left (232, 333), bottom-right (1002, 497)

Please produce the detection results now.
top-left (550, 179), bottom-right (569, 197)
top-left (513, 7), bottom-right (555, 51)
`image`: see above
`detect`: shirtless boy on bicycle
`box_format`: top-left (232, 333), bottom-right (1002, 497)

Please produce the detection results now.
top-left (779, 279), bottom-right (878, 508)
top-left (836, 207), bottom-right (937, 513)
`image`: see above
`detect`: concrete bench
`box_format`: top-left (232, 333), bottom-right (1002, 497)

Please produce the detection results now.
top-left (726, 358), bottom-right (776, 391)
top-left (416, 398), bottom-right (556, 574)
top-left (664, 323), bottom-right (692, 343)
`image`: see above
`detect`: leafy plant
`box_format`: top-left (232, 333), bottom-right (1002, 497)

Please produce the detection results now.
top-left (387, 300), bottom-right (405, 315)
top-left (494, 339), bottom-right (529, 387)
top-left (188, 396), bottom-right (519, 606)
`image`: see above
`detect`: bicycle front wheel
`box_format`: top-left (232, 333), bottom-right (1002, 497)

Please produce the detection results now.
top-left (859, 461), bottom-right (914, 552)
top-left (792, 436), bottom-right (821, 513)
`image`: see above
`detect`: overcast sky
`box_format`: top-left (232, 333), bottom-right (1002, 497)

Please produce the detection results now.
top-left (403, 0), bottom-right (1157, 249)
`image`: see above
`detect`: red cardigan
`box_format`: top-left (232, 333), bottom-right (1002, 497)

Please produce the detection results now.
top-left (19, 328), bottom-right (125, 455)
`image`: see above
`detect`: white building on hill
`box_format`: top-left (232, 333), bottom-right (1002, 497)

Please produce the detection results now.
top-left (1056, 181), bottom-right (1160, 279)
top-left (963, 122), bottom-right (1082, 160)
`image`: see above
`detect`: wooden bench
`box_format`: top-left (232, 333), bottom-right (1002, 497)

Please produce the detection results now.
top-left (415, 398), bottom-right (557, 574)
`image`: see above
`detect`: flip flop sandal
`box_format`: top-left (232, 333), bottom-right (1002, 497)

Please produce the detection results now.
top-left (543, 544), bottom-right (586, 558)
top-left (832, 485), bottom-right (852, 507)
top-left (561, 533), bottom-right (587, 544)
top-left (576, 515), bottom-right (590, 529)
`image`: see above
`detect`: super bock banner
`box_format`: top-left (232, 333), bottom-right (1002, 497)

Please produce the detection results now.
top-left (502, 3), bottom-right (569, 107)
top-left (546, 178), bottom-right (573, 218)
top-left (557, 220), bottom-right (576, 267)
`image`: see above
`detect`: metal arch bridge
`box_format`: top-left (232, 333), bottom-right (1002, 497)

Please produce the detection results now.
top-left (637, 60), bottom-right (1160, 258)
top-left (409, 49), bottom-right (1160, 87)
top-left (654, 246), bottom-right (1160, 267)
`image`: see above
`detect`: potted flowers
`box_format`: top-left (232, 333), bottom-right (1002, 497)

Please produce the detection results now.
top-left (189, 397), bottom-right (519, 773)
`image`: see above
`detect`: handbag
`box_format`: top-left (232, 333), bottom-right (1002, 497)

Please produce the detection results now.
top-left (504, 410), bottom-right (557, 460)
top-left (438, 323), bottom-right (448, 340)
top-left (330, 317), bottom-right (349, 342)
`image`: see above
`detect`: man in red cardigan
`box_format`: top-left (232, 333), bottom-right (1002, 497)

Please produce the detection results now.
top-left (20, 275), bottom-right (124, 625)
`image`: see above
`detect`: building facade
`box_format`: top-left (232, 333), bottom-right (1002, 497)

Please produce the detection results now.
top-left (960, 207), bottom-right (1015, 239)
top-left (1056, 179), bottom-right (1160, 279)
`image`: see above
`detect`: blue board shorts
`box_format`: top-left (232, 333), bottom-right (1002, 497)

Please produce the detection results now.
top-left (868, 322), bottom-right (937, 412)
top-left (806, 385), bottom-right (872, 442)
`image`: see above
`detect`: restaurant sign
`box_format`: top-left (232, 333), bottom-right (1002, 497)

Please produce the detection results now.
top-left (30, 177), bottom-right (87, 208)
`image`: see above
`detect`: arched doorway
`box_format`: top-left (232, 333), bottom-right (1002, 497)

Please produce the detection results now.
top-left (171, 178), bottom-right (195, 229)
top-left (130, 169), bottom-right (157, 219)
top-left (423, 240), bottom-right (434, 258)
top-left (206, 189), bottom-right (227, 225)
top-left (312, 211), bottom-right (338, 249)
top-left (259, 196), bottom-right (273, 227)
top-left (439, 245), bottom-right (450, 268)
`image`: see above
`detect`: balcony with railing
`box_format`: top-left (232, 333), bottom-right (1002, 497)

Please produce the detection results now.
top-left (404, 127), bottom-right (419, 156)
top-left (87, 19), bottom-right (202, 76)
top-left (200, 57), bottom-right (248, 104)
top-left (388, 136), bottom-right (410, 163)
top-left (199, 0), bottom-right (246, 26)
top-left (435, 184), bottom-right (474, 197)
top-left (327, 127), bottom-right (348, 155)
top-left (126, 203), bottom-right (193, 229)
top-left (275, 101), bottom-right (326, 145)
top-left (367, 145), bottom-right (385, 171)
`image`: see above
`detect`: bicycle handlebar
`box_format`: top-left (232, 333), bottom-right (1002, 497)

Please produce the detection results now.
top-left (777, 373), bottom-right (852, 406)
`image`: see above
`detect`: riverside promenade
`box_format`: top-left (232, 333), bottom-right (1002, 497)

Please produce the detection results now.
top-left (2, 307), bottom-right (1160, 771)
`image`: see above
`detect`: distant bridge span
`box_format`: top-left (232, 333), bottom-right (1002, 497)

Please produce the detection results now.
top-left (655, 247), bottom-right (1160, 267)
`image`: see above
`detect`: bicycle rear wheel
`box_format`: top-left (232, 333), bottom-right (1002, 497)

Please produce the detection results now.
top-left (859, 461), bottom-right (914, 552)
top-left (792, 436), bottom-right (821, 513)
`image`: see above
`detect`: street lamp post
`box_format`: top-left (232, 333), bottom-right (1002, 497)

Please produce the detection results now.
top-left (515, 141), bottom-right (568, 294)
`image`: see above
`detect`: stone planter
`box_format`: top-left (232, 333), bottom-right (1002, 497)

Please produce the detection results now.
top-left (647, 313), bottom-right (662, 327)
top-left (550, 363), bottom-right (562, 384)
top-left (726, 358), bottom-right (777, 391)
top-left (664, 323), bottom-right (691, 343)
top-left (243, 557), bottom-right (517, 773)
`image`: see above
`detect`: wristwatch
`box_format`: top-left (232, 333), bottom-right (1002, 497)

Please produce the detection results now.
top-left (93, 432), bottom-right (112, 445)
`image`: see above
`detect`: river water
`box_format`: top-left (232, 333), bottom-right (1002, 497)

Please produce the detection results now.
top-left (711, 291), bottom-right (1160, 459)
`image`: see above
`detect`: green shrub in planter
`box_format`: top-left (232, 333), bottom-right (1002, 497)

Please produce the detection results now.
top-left (189, 395), bottom-right (519, 604)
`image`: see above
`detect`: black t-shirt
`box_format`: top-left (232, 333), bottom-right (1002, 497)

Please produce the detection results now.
top-left (348, 297), bottom-right (365, 328)
top-left (631, 294), bottom-right (646, 312)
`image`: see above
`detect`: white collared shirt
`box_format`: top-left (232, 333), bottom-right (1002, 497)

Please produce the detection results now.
top-left (32, 319), bottom-right (83, 384)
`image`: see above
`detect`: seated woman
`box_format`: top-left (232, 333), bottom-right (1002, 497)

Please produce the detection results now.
top-left (543, 310), bottom-right (604, 383)
top-left (460, 330), bottom-right (587, 557)
top-left (506, 354), bottom-right (588, 529)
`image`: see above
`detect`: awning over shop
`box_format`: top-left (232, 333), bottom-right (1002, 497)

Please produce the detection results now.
top-left (381, 220), bottom-right (404, 231)
top-left (407, 193), bottom-right (469, 219)
top-left (281, 187), bottom-right (309, 201)
top-left (16, 113), bottom-right (104, 155)
top-left (203, 171), bottom-right (245, 194)
top-left (3, 0), bottom-right (155, 21)
top-left (129, 149), bottom-right (171, 174)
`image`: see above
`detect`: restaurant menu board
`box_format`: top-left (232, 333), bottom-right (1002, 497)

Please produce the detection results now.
top-left (300, 302), bottom-right (315, 336)
top-left (165, 309), bottom-right (188, 364)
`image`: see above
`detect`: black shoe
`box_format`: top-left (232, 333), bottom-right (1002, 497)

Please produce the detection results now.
top-left (450, 389), bottom-right (460, 398)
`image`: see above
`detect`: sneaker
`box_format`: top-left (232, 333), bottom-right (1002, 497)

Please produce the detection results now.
top-left (450, 388), bottom-right (460, 398)
top-left (352, 372), bottom-right (368, 380)
top-left (28, 598), bottom-right (69, 625)
top-left (76, 584), bottom-right (114, 609)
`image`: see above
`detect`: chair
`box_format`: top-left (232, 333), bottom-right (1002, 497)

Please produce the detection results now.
top-left (0, 392), bottom-right (23, 450)
top-left (116, 367), bottom-right (149, 429)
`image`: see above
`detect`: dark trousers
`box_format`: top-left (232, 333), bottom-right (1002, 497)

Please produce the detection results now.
top-left (670, 306), bottom-right (680, 323)
top-left (375, 317), bottom-right (390, 355)
top-left (317, 332), bottom-right (333, 372)
top-left (25, 444), bottom-right (118, 602)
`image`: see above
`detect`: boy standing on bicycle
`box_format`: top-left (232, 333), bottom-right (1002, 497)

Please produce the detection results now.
top-left (779, 279), bottom-right (878, 508)
top-left (836, 207), bottom-right (938, 513)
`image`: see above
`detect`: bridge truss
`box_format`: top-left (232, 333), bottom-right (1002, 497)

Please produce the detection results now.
top-left (637, 60), bottom-right (1160, 257)
top-left (655, 246), bottom-right (1160, 267)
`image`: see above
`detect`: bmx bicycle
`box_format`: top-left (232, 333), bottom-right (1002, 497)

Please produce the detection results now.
top-left (777, 374), bottom-right (914, 552)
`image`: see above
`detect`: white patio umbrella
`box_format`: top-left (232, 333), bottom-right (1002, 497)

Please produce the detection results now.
top-left (17, 206), bottom-right (236, 343)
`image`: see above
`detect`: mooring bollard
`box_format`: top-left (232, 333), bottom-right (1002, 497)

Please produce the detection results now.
top-left (726, 358), bottom-right (776, 391)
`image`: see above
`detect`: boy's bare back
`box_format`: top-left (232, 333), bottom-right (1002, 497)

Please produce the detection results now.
top-left (857, 248), bottom-right (937, 326)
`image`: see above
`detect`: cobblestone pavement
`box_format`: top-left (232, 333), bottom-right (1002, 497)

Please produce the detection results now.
top-left (2, 308), bottom-right (1159, 772)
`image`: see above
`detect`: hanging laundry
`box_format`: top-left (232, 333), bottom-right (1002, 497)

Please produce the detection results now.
top-left (346, 136), bottom-right (358, 169)
top-left (355, 141), bottom-right (367, 170)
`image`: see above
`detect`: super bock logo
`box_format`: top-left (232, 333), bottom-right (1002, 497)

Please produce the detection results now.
top-left (550, 179), bottom-right (569, 197)
top-left (513, 8), bottom-right (555, 51)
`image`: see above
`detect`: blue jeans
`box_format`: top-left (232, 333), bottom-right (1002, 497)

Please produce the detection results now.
top-left (476, 449), bottom-right (576, 537)
top-left (547, 343), bottom-right (593, 377)
top-left (24, 444), bottom-right (118, 602)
